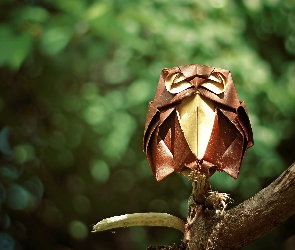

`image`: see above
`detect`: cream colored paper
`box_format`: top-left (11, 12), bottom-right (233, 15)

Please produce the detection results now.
top-left (165, 72), bottom-right (192, 94)
top-left (177, 93), bottom-right (215, 159)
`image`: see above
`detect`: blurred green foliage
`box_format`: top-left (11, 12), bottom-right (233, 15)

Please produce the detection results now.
top-left (0, 0), bottom-right (294, 249)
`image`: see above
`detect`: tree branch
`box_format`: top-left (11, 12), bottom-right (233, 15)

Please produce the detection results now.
top-left (187, 162), bottom-right (295, 250)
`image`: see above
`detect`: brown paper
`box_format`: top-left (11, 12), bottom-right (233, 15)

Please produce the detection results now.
top-left (143, 64), bottom-right (254, 181)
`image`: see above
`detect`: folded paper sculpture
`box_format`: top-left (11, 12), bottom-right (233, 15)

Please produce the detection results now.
top-left (143, 64), bottom-right (254, 181)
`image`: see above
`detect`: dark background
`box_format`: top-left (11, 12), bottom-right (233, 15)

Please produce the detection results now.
top-left (0, 0), bottom-right (295, 249)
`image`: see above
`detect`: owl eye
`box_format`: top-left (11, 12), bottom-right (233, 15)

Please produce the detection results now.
top-left (165, 72), bottom-right (192, 94)
top-left (201, 72), bottom-right (226, 95)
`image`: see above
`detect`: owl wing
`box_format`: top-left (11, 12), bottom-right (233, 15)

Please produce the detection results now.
top-left (143, 102), bottom-right (195, 181)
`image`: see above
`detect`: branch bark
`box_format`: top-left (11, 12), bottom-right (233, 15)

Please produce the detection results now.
top-left (186, 162), bottom-right (295, 249)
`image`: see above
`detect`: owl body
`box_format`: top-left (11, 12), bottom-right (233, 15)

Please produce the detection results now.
top-left (143, 64), bottom-right (253, 181)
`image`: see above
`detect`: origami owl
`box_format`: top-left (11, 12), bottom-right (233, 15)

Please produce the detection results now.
top-left (143, 64), bottom-right (253, 181)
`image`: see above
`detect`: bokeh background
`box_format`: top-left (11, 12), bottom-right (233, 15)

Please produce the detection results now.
top-left (0, 0), bottom-right (295, 249)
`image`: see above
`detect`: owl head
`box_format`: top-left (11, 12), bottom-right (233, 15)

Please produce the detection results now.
top-left (143, 64), bottom-right (253, 181)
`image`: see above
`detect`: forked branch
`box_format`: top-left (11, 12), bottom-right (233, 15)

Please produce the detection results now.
top-left (187, 162), bottom-right (295, 250)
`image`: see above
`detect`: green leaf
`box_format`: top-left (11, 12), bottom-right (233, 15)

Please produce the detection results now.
top-left (40, 27), bottom-right (72, 56)
top-left (0, 26), bottom-right (32, 69)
